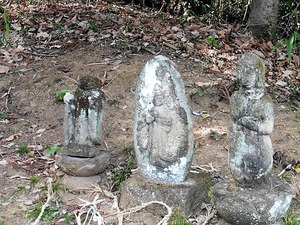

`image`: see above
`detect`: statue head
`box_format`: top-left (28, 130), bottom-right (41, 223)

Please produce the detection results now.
top-left (237, 52), bottom-right (266, 89)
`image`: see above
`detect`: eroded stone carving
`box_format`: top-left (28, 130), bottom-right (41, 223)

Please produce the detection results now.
top-left (229, 52), bottom-right (274, 186)
top-left (56, 76), bottom-right (110, 177)
top-left (134, 55), bottom-right (194, 184)
top-left (64, 76), bottom-right (105, 149)
top-left (212, 52), bottom-right (292, 225)
top-left (120, 55), bottom-right (212, 215)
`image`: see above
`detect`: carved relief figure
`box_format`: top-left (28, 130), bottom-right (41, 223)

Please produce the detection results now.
top-left (229, 52), bottom-right (274, 186)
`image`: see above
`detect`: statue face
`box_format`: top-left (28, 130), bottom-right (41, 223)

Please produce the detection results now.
top-left (237, 52), bottom-right (266, 89)
top-left (238, 67), bottom-right (257, 88)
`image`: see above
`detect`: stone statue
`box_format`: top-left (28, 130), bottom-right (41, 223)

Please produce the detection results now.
top-left (64, 76), bottom-right (105, 149)
top-left (212, 52), bottom-right (292, 225)
top-left (229, 52), bottom-right (274, 186)
top-left (119, 56), bottom-right (211, 216)
top-left (134, 55), bottom-right (194, 184)
top-left (56, 76), bottom-right (110, 177)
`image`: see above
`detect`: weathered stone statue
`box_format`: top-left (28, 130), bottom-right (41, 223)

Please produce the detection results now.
top-left (134, 55), bottom-right (194, 184)
top-left (56, 76), bottom-right (110, 177)
top-left (64, 76), bottom-right (105, 150)
top-left (120, 55), bottom-right (212, 216)
top-left (212, 52), bottom-right (292, 225)
top-left (229, 52), bottom-right (274, 186)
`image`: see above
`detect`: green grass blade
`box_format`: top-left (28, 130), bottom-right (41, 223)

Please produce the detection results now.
top-left (3, 9), bottom-right (10, 38)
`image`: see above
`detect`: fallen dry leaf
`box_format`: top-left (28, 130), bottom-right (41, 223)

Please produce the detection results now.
top-left (0, 65), bottom-right (10, 74)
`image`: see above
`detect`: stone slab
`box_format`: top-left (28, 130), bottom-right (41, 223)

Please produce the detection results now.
top-left (56, 150), bottom-right (111, 176)
top-left (61, 145), bottom-right (104, 158)
top-left (212, 177), bottom-right (292, 225)
top-left (119, 172), bottom-right (213, 215)
top-left (61, 174), bottom-right (103, 191)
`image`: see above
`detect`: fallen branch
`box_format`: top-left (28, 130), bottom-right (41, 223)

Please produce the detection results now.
top-left (190, 163), bottom-right (218, 173)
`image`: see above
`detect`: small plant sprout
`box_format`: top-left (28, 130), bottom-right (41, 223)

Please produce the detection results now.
top-left (118, 40), bottom-right (128, 49)
top-left (206, 35), bottom-right (218, 48)
top-left (169, 211), bottom-right (191, 225)
top-left (48, 146), bottom-right (62, 156)
top-left (30, 176), bottom-right (39, 186)
top-left (0, 112), bottom-right (8, 119)
top-left (283, 211), bottom-right (300, 225)
top-left (18, 144), bottom-right (29, 156)
top-left (55, 88), bottom-right (70, 102)
top-left (3, 8), bottom-right (10, 38)
top-left (50, 181), bottom-right (63, 194)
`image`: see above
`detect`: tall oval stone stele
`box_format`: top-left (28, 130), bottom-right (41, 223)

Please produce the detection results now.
top-left (134, 55), bottom-right (194, 184)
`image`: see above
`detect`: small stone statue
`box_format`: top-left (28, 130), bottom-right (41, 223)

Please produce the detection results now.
top-left (134, 55), bottom-right (194, 184)
top-left (64, 76), bottom-right (105, 150)
top-left (229, 52), bottom-right (274, 186)
top-left (212, 52), bottom-right (292, 225)
top-left (56, 76), bottom-right (110, 177)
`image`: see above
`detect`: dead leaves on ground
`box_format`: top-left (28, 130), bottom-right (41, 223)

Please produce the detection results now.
top-left (0, 0), bottom-right (299, 102)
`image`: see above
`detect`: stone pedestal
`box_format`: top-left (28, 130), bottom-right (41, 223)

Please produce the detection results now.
top-left (120, 172), bottom-right (213, 215)
top-left (56, 150), bottom-right (110, 177)
top-left (60, 174), bottom-right (104, 191)
top-left (213, 177), bottom-right (292, 225)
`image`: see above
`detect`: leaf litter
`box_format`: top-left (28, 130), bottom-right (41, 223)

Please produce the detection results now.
top-left (0, 0), bottom-right (299, 224)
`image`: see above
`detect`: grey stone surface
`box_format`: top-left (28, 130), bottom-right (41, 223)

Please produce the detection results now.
top-left (213, 52), bottom-right (292, 225)
top-left (57, 76), bottom-right (110, 178)
top-left (56, 151), bottom-right (110, 176)
top-left (134, 55), bottom-right (194, 184)
top-left (61, 145), bottom-right (101, 158)
top-left (63, 76), bottom-right (106, 148)
top-left (119, 172), bottom-right (213, 215)
top-left (229, 52), bottom-right (274, 186)
top-left (213, 178), bottom-right (292, 225)
top-left (61, 174), bottom-right (103, 191)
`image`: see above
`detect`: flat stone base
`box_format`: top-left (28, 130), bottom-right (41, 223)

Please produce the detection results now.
top-left (61, 174), bottom-right (103, 191)
top-left (212, 177), bottom-right (292, 225)
top-left (119, 172), bottom-right (213, 215)
top-left (55, 150), bottom-right (111, 176)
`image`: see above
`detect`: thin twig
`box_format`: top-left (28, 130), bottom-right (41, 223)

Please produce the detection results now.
top-left (63, 76), bottom-right (78, 84)
top-left (103, 140), bottom-right (109, 151)
top-left (243, 0), bottom-right (252, 22)
top-left (141, 46), bottom-right (157, 55)
top-left (190, 163), bottom-right (218, 173)
top-left (31, 178), bottom-right (53, 225)
top-left (105, 73), bottom-right (121, 87)
top-left (85, 62), bottom-right (110, 66)
top-left (26, 51), bottom-right (59, 57)
top-left (201, 205), bottom-right (216, 225)
top-left (4, 87), bottom-right (13, 110)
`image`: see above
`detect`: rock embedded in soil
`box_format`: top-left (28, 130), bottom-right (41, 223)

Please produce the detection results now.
top-left (120, 172), bottom-right (213, 216)
top-left (134, 55), bottom-right (194, 184)
top-left (213, 178), bottom-right (292, 225)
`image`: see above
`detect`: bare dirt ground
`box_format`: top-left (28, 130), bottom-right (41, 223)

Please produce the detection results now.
top-left (0, 1), bottom-right (300, 224)
top-left (0, 44), bottom-right (299, 224)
